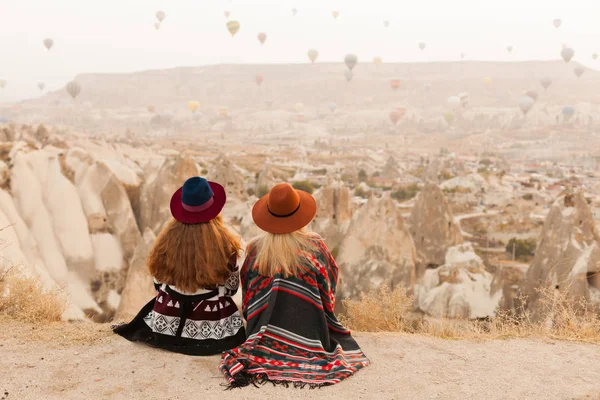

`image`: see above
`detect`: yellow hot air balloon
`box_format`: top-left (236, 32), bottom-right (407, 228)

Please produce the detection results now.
top-left (373, 57), bottom-right (383, 66)
top-left (332, 11), bottom-right (340, 19)
top-left (307, 49), bottom-right (318, 63)
top-left (294, 102), bottom-right (304, 113)
top-left (257, 32), bottom-right (267, 45)
top-left (218, 106), bottom-right (230, 117)
top-left (0, 80), bottom-right (6, 89)
top-left (188, 101), bottom-right (200, 113)
top-left (443, 112), bottom-right (455, 124)
top-left (227, 21), bottom-right (240, 37)
top-left (483, 77), bottom-right (493, 85)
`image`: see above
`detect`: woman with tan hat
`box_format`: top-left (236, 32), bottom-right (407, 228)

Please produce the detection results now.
top-left (220, 183), bottom-right (369, 388)
top-left (114, 177), bottom-right (246, 355)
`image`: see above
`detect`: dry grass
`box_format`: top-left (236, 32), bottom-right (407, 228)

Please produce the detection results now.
top-left (342, 284), bottom-right (600, 344)
top-left (0, 266), bottom-right (67, 323)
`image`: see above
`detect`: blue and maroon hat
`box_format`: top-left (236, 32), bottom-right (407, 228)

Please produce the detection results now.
top-left (170, 177), bottom-right (226, 224)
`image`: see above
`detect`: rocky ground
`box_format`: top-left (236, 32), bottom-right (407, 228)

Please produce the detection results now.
top-left (1, 322), bottom-right (599, 400)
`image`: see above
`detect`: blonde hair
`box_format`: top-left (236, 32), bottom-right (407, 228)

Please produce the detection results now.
top-left (148, 216), bottom-right (241, 293)
top-left (251, 229), bottom-right (316, 278)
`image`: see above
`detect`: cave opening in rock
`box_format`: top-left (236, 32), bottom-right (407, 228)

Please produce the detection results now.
top-left (587, 271), bottom-right (600, 289)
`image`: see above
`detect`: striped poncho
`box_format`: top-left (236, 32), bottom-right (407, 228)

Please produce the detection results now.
top-left (219, 235), bottom-right (369, 388)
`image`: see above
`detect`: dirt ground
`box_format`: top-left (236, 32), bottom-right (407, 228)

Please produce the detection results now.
top-left (1, 322), bottom-right (600, 400)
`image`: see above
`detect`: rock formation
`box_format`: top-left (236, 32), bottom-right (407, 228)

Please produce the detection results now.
top-left (524, 192), bottom-right (600, 314)
top-left (408, 183), bottom-right (463, 278)
top-left (207, 154), bottom-right (247, 201)
top-left (311, 181), bottom-right (353, 251)
top-left (416, 242), bottom-right (501, 319)
top-left (140, 155), bottom-right (199, 235)
top-left (114, 228), bottom-right (157, 321)
top-left (336, 193), bottom-right (416, 300)
top-left (255, 162), bottom-right (276, 194)
top-left (380, 156), bottom-right (401, 180)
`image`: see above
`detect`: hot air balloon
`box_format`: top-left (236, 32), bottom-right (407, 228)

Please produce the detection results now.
top-left (424, 83), bottom-right (432, 91)
top-left (294, 103), bottom-right (304, 113)
top-left (65, 81), bottom-right (81, 99)
top-left (458, 92), bottom-right (469, 108)
top-left (188, 101), bottom-right (200, 113)
top-left (292, 8), bottom-right (297, 16)
top-left (460, 53), bottom-right (466, 59)
top-left (519, 96), bottom-right (534, 115)
top-left (257, 32), bottom-right (267, 45)
top-left (389, 108), bottom-right (406, 125)
top-left (574, 66), bottom-right (585, 78)
top-left (540, 77), bottom-right (552, 90)
top-left (418, 42), bottom-right (426, 51)
top-left (447, 96), bottom-right (461, 110)
top-left (227, 21), bottom-right (240, 37)
top-left (364, 96), bottom-right (374, 105)
top-left (344, 69), bottom-right (353, 82)
top-left (390, 79), bottom-right (401, 91)
top-left (443, 112), bottom-right (455, 125)
top-left (0, 80), bottom-right (6, 89)
top-left (332, 11), bottom-right (339, 19)
top-left (483, 77), bottom-right (493, 85)
top-left (507, 45), bottom-right (513, 53)
top-left (525, 90), bottom-right (539, 102)
top-left (296, 114), bottom-right (305, 123)
top-left (328, 102), bottom-right (337, 113)
top-left (224, 11), bottom-right (230, 18)
top-left (344, 54), bottom-right (358, 71)
top-left (156, 11), bottom-right (166, 22)
top-left (147, 105), bottom-right (156, 113)
top-left (43, 38), bottom-right (54, 51)
top-left (154, 22), bottom-right (161, 31)
top-left (37, 82), bottom-right (45, 91)
top-left (373, 57), bottom-right (383, 66)
top-left (553, 18), bottom-right (562, 28)
top-left (384, 20), bottom-right (390, 28)
top-left (562, 106), bottom-right (575, 120)
top-left (594, 53), bottom-right (598, 60)
top-left (561, 47), bottom-right (575, 63)
top-left (218, 106), bottom-right (230, 118)
top-left (307, 49), bottom-right (318, 63)
top-left (255, 74), bottom-right (264, 87)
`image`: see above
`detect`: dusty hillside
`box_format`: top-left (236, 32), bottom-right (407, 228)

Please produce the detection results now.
top-left (1, 322), bottom-right (600, 400)
top-left (5, 61), bottom-right (600, 123)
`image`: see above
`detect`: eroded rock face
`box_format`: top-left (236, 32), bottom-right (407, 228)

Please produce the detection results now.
top-left (207, 154), bottom-right (247, 201)
top-left (114, 228), bottom-right (157, 321)
top-left (416, 242), bottom-right (501, 319)
top-left (524, 192), bottom-right (600, 314)
top-left (311, 181), bottom-right (353, 251)
top-left (408, 183), bottom-right (463, 278)
top-left (336, 194), bottom-right (416, 300)
top-left (140, 155), bottom-right (199, 235)
top-left (381, 156), bottom-right (401, 180)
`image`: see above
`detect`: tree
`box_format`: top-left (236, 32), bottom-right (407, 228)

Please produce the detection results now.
top-left (257, 185), bottom-right (270, 198)
top-left (506, 238), bottom-right (537, 261)
top-left (358, 169), bottom-right (368, 182)
top-left (292, 180), bottom-right (314, 194)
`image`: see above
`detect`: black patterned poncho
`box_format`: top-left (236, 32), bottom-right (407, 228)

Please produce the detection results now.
top-left (219, 235), bottom-right (369, 387)
top-left (114, 267), bottom-right (246, 356)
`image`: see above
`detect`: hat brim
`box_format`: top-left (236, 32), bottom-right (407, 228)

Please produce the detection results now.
top-left (252, 189), bottom-right (317, 234)
top-left (170, 181), bottom-right (226, 224)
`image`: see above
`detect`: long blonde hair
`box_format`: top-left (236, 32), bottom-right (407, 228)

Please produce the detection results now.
top-left (251, 229), bottom-right (316, 277)
top-left (148, 216), bottom-right (241, 292)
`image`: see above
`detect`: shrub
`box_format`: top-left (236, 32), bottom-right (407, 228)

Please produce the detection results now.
top-left (391, 184), bottom-right (420, 201)
top-left (0, 266), bottom-right (66, 323)
top-left (256, 185), bottom-right (270, 198)
top-left (201, 168), bottom-right (208, 176)
top-left (506, 238), bottom-right (537, 260)
top-left (522, 193), bottom-right (534, 201)
top-left (291, 180), bottom-right (314, 194)
top-left (246, 188), bottom-right (255, 197)
top-left (354, 186), bottom-right (368, 199)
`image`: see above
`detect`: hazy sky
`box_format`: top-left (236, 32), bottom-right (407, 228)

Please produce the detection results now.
top-left (1, 0), bottom-right (599, 101)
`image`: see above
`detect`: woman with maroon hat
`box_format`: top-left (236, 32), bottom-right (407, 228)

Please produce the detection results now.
top-left (113, 177), bottom-right (246, 355)
top-left (220, 183), bottom-right (369, 388)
